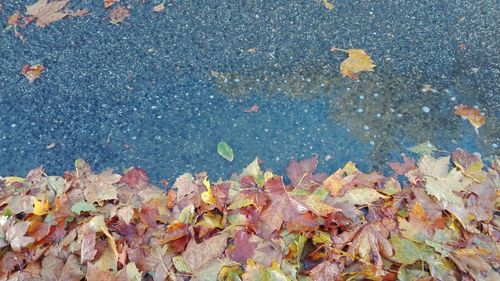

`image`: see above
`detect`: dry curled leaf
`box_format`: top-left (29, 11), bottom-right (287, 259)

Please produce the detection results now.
top-left (332, 47), bottom-right (375, 80)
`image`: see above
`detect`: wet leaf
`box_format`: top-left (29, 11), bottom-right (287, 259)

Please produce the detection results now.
top-left (217, 141), bottom-right (234, 162)
top-left (333, 48), bottom-right (375, 80)
top-left (26, 0), bottom-right (70, 27)
top-left (407, 140), bottom-right (439, 156)
top-left (322, 0), bottom-right (334, 11)
top-left (109, 5), bottom-right (130, 24)
top-left (243, 104), bottom-right (259, 113)
top-left (451, 148), bottom-right (487, 182)
top-left (454, 104), bottom-right (485, 130)
top-left (153, 3), bottom-right (166, 13)
top-left (21, 64), bottom-right (44, 83)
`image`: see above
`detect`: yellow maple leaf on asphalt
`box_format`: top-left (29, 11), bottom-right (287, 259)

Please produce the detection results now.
top-left (331, 47), bottom-right (375, 80)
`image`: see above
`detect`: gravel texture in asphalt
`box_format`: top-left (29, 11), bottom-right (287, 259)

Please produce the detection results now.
top-left (0, 0), bottom-right (498, 182)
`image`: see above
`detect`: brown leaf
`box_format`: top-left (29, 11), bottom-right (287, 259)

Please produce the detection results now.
top-left (41, 254), bottom-right (84, 281)
top-left (83, 169), bottom-right (120, 203)
top-left (25, 0), bottom-right (70, 27)
top-left (109, 5), bottom-right (130, 24)
top-left (348, 223), bottom-right (393, 276)
top-left (454, 104), bottom-right (486, 129)
top-left (181, 233), bottom-right (228, 272)
top-left (452, 148), bottom-right (487, 182)
top-left (309, 260), bottom-right (343, 281)
top-left (3, 219), bottom-right (35, 252)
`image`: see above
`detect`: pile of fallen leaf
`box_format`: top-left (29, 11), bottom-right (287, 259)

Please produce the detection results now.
top-left (0, 148), bottom-right (498, 280)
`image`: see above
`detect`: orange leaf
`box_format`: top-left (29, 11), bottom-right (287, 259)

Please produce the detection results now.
top-left (21, 64), bottom-right (44, 83)
top-left (454, 104), bottom-right (485, 129)
top-left (334, 48), bottom-right (375, 80)
top-left (104, 0), bottom-right (119, 9)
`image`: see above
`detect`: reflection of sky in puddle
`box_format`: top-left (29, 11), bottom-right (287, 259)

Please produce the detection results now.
top-left (210, 61), bottom-right (499, 171)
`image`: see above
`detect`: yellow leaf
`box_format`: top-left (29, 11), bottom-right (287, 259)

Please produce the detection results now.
top-left (338, 49), bottom-right (375, 80)
top-left (33, 198), bottom-right (50, 215)
top-left (323, 0), bottom-right (334, 10)
top-left (201, 176), bottom-right (216, 205)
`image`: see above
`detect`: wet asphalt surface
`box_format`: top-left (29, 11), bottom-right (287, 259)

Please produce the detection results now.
top-left (0, 0), bottom-right (498, 182)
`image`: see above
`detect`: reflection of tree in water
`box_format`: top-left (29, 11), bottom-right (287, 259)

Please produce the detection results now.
top-left (210, 61), bottom-right (498, 167)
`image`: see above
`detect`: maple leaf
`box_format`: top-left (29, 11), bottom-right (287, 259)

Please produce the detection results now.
top-left (181, 234), bottom-right (228, 273)
top-left (454, 105), bottom-right (485, 130)
top-left (348, 223), bottom-right (393, 275)
top-left (450, 248), bottom-right (500, 280)
top-left (285, 155), bottom-right (327, 188)
top-left (451, 148), bottom-right (487, 182)
top-left (2, 218), bottom-right (35, 252)
top-left (25, 0), bottom-right (70, 27)
top-left (227, 229), bottom-right (259, 264)
top-left (308, 260), bottom-right (343, 281)
top-left (119, 167), bottom-right (149, 189)
top-left (32, 198), bottom-right (51, 215)
top-left (389, 155), bottom-right (416, 176)
top-left (332, 47), bottom-right (375, 80)
top-left (418, 155), bottom-right (468, 207)
top-left (41, 254), bottom-right (84, 281)
top-left (83, 169), bottom-right (120, 203)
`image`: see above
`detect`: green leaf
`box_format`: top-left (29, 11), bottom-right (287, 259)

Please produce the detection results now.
top-left (71, 200), bottom-right (96, 215)
top-left (217, 141), bottom-right (234, 162)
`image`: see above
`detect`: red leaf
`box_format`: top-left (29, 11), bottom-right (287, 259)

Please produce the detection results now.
top-left (285, 155), bottom-right (327, 188)
top-left (243, 104), bottom-right (259, 113)
top-left (389, 155), bottom-right (416, 176)
top-left (227, 229), bottom-right (258, 263)
top-left (120, 167), bottom-right (149, 189)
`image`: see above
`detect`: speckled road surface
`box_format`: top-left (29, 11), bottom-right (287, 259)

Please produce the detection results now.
top-left (0, 0), bottom-right (498, 182)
